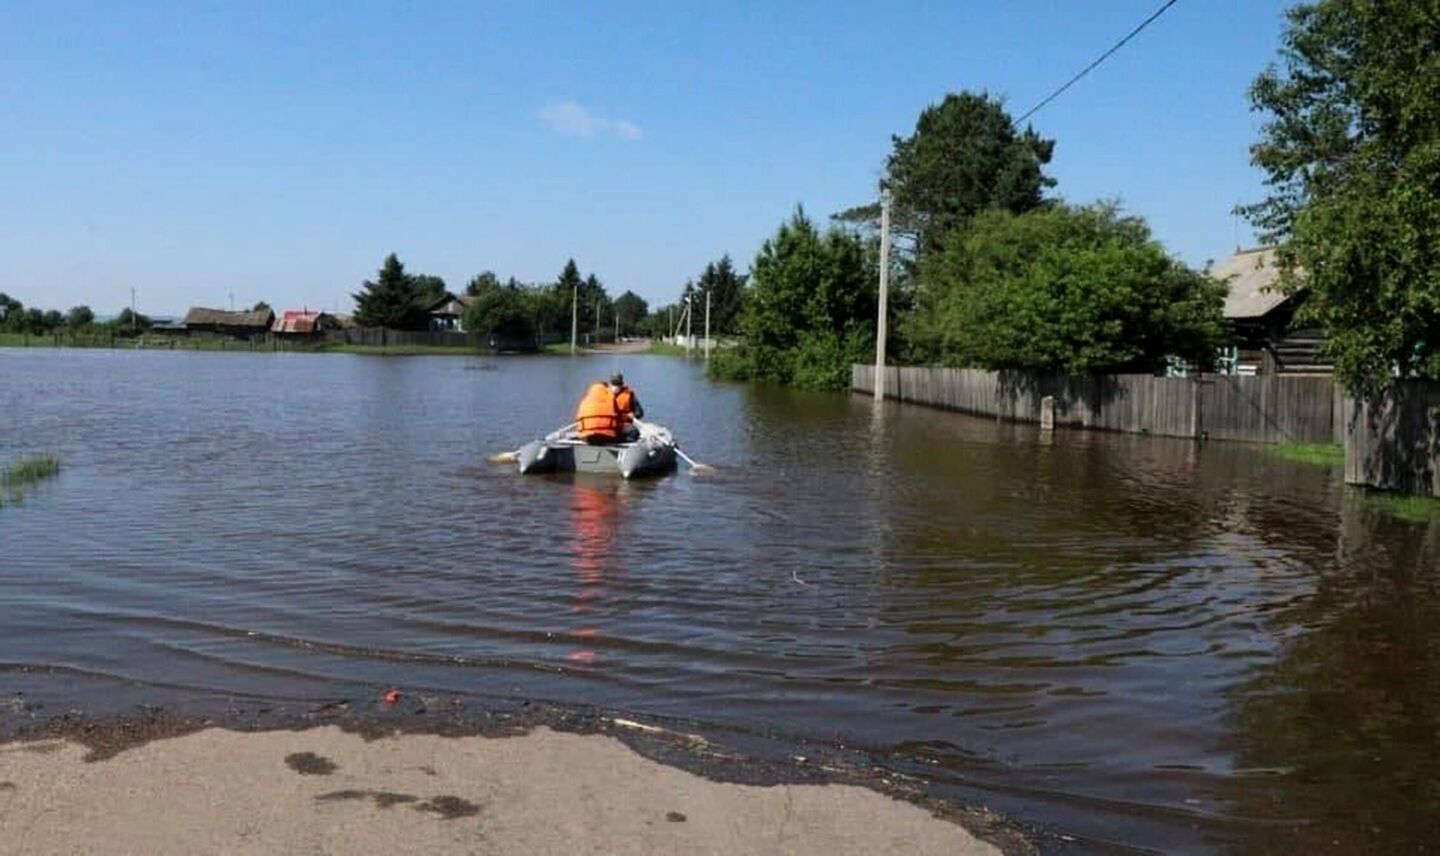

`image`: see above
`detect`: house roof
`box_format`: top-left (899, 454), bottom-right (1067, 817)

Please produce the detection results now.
top-left (271, 310), bottom-right (334, 334)
top-left (182, 306), bottom-right (275, 328)
top-left (425, 292), bottom-right (473, 316)
top-left (1213, 247), bottom-right (1294, 320)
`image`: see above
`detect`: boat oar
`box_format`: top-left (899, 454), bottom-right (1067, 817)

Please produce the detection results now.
top-left (489, 422), bottom-right (576, 464)
top-left (633, 418), bottom-right (713, 474)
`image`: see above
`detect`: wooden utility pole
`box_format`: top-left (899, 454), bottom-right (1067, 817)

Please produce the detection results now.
top-left (595, 296), bottom-right (602, 343)
top-left (704, 289), bottom-right (711, 362)
top-left (570, 283), bottom-right (578, 355)
top-left (130, 287), bottom-right (137, 337)
top-left (873, 194), bottom-right (892, 401)
top-left (685, 295), bottom-right (693, 357)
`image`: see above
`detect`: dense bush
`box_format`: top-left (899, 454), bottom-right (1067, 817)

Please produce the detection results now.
top-left (710, 209), bottom-right (875, 390)
top-left (906, 203), bottom-right (1227, 374)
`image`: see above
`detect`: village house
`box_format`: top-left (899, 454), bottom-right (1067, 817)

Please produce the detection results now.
top-left (1212, 247), bottom-right (1332, 376)
top-left (424, 292), bottom-right (473, 332)
top-left (271, 309), bottom-right (342, 339)
top-left (180, 306), bottom-right (275, 339)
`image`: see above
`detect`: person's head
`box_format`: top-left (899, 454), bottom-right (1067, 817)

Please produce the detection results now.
top-left (609, 372), bottom-right (625, 391)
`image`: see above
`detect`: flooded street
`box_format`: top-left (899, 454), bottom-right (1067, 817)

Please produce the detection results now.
top-left (2, 349), bottom-right (1437, 853)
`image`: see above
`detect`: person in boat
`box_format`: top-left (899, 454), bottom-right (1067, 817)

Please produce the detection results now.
top-left (574, 372), bottom-right (644, 444)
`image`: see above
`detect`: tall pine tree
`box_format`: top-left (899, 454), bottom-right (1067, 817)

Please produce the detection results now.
top-left (353, 253), bottom-right (428, 330)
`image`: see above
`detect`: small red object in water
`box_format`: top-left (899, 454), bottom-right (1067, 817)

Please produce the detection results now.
top-left (382, 689), bottom-right (401, 704)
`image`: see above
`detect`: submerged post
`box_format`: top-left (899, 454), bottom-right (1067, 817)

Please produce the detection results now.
top-left (873, 194), bottom-right (892, 401)
top-left (1040, 395), bottom-right (1056, 432)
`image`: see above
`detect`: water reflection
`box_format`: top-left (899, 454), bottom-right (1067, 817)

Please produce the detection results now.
top-left (566, 479), bottom-right (628, 666)
top-left (1223, 493), bottom-right (1440, 853)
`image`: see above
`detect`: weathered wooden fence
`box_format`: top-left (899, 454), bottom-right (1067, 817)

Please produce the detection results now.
top-left (852, 365), bottom-right (1338, 444)
top-left (1344, 382), bottom-right (1440, 497)
top-left (855, 364), bottom-right (1440, 496)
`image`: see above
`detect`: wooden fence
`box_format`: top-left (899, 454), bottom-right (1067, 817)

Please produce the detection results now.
top-left (855, 364), bottom-right (1440, 496)
top-left (852, 364), bottom-right (1339, 444)
top-left (1344, 382), bottom-right (1440, 497)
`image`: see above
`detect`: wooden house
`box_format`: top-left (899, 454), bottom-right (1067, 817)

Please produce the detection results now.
top-left (1213, 247), bottom-right (1331, 376)
top-left (181, 306), bottom-right (275, 339)
top-left (424, 292), bottom-right (474, 332)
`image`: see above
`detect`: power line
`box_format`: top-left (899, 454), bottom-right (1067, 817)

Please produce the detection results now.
top-left (1015, 0), bottom-right (1181, 125)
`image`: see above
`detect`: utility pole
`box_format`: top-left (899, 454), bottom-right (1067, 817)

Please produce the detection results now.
top-left (874, 193), bottom-right (892, 401)
top-left (704, 289), bottom-right (711, 362)
top-left (570, 283), bottom-right (578, 355)
top-left (130, 287), bottom-right (137, 336)
top-left (685, 295), bottom-right (693, 357)
top-left (668, 305), bottom-right (674, 342)
top-left (229, 292), bottom-right (235, 312)
top-left (595, 296), bottom-right (602, 343)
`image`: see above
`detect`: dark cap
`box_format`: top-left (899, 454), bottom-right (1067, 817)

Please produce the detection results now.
top-left (609, 372), bottom-right (625, 386)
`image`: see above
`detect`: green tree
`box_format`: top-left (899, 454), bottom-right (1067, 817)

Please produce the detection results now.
top-left (66, 306), bottom-right (95, 330)
top-left (1242, 0), bottom-right (1440, 394)
top-left (112, 307), bottom-right (152, 335)
top-left (462, 282), bottom-right (536, 346)
top-left (694, 255), bottom-right (747, 335)
top-left (251, 301), bottom-right (272, 314)
top-left (613, 291), bottom-right (649, 336)
top-left (465, 271), bottom-right (501, 297)
top-left (0, 293), bottom-right (21, 330)
top-left (713, 208), bottom-right (876, 389)
top-left (352, 253), bottom-right (428, 330)
top-left (411, 274), bottom-right (449, 305)
top-left (907, 203), bottom-right (1227, 374)
top-left (582, 273), bottom-right (610, 337)
top-left (835, 91), bottom-right (1055, 255)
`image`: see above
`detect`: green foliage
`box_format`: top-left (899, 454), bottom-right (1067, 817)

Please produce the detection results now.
top-left (612, 291), bottom-right (649, 336)
top-left (464, 271), bottom-right (500, 297)
top-left (111, 307), bottom-right (152, 334)
top-left (693, 255), bottom-right (747, 335)
top-left (1269, 442), bottom-right (1345, 467)
top-left (2, 454), bottom-right (61, 507)
top-left (1242, 0), bottom-right (1440, 395)
top-left (713, 209), bottom-right (875, 389)
top-left (411, 274), bottom-right (449, 305)
top-left (251, 301), bottom-right (271, 314)
top-left (66, 306), bottom-right (95, 330)
top-left (835, 91), bottom-right (1055, 255)
top-left (906, 203), bottom-right (1227, 374)
top-left (1365, 493), bottom-right (1440, 523)
top-left (461, 282), bottom-right (537, 345)
top-left (352, 253), bottom-right (430, 330)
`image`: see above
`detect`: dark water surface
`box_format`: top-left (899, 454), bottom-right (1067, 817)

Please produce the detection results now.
top-left (2, 349), bottom-right (1437, 853)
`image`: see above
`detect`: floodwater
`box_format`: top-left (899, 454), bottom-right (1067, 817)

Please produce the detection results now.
top-left (1, 349), bottom-right (1437, 854)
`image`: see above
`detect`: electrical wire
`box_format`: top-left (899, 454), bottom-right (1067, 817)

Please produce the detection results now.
top-left (1015, 0), bottom-right (1182, 124)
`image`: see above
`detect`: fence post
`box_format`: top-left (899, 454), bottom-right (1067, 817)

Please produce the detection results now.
top-left (1040, 395), bottom-right (1055, 432)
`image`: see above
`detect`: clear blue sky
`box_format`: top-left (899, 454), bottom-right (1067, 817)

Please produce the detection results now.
top-left (0, 0), bottom-right (1290, 317)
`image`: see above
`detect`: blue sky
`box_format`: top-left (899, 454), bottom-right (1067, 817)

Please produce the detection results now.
top-left (0, 1), bottom-right (1290, 317)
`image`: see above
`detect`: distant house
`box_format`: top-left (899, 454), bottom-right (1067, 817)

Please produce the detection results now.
top-left (182, 306), bottom-right (275, 339)
top-left (424, 292), bottom-right (473, 332)
top-left (271, 309), bottom-right (342, 338)
top-left (1212, 247), bottom-right (1331, 376)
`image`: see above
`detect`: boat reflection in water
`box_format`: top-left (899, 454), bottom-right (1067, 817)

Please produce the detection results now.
top-left (565, 479), bottom-right (630, 666)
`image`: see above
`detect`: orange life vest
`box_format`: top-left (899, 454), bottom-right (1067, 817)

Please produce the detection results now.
top-left (575, 382), bottom-right (620, 438)
top-left (614, 387), bottom-right (636, 420)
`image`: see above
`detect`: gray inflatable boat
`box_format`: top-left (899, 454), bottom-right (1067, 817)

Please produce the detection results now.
top-left (516, 423), bottom-right (678, 479)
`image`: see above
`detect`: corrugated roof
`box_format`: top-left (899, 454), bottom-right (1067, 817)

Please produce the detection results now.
top-left (271, 310), bottom-right (334, 334)
top-left (182, 306), bottom-right (275, 328)
top-left (1213, 247), bottom-right (1295, 320)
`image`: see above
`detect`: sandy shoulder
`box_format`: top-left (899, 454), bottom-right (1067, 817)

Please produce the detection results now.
top-left (0, 725), bottom-right (1001, 855)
